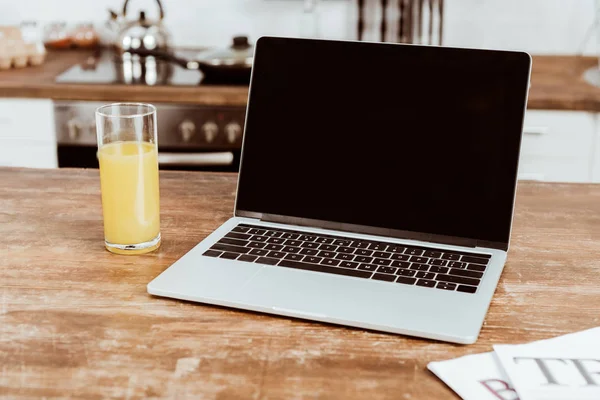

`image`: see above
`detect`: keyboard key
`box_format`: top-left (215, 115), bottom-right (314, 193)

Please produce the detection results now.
top-left (315, 237), bottom-right (334, 244)
top-left (354, 256), bottom-right (373, 263)
top-left (410, 256), bottom-right (428, 263)
top-left (449, 268), bottom-right (483, 279)
top-left (467, 263), bottom-right (486, 272)
top-left (396, 269), bottom-right (416, 277)
top-left (410, 263), bottom-right (429, 271)
top-left (386, 245), bottom-right (406, 253)
top-left (332, 239), bottom-right (352, 246)
top-left (390, 254), bottom-right (410, 261)
top-left (405, 248), bottom-right (424, 256)
top-left (457, 285), bottom-right (477, 293)
top-left (373, 251), bottom-right (391, 258)
top-left (249, 249), bottom-right (269, 256)
top-left (299, 235), bottom-right (316, 241)
top-left (219, 237), bottom-right (249, 247)
top-left (278, 259), bottom-right (373, 278)
top-left (301, 242), bottom-right (320, 249)
top-left (429, 266), bottom-right (449, 274)
top-left (300, 248), bottom-right (319, 256)
top-left (282, 246), bottom-right (301, 253)
top-left (358, 264), bottom-right (377, 272)
top-left (372, 258), bottom-right (392, 266)
top-left (335, 253), bottom-right (354, 261)
top-left (372, 273), bottom-right (396, 282)
top-left (416, 271), bottom-right (435, 279)
top-left (263, 231), bottom-right (282, 237)
top-left (339, 261), bottom-right (359, 269)
top-left (232, 226), bottom-right (250, 233)
top-left (321, 259), bottom-right (340, 266)
top-left (396, 276), bottom-right (417, 285)
top-left (264, 244), bottom-right (283, 251)
top-left (423, 250), bottom-right (442, 258)
top-left (267, 251), bottom-right (286, 259)
top-left (354, 249), bottom-right (373, 256)
top-left (448, 261), bottom-right (467, 268)
top-left (267, 237), bottom-right (286, 244)
top-left (377, 266), bottom-right (397, 274)
top-left (220, 252), bottom-right (240, 260)
top-left (368, 243), bottom-right (387, 251)
top-left (416, 279), bottom-right (436, 288)
top-left (238, 254), bottom-right (258, 262)
top-left (281, 233), bottom-right (299, 239)
top-left (203, 250), bottom-right (222, 257)
top-left (225, 232), bottom-right (252, 240)
top-left (284, 239), bottom-right (303, 247)
top-left (256, 257), bottom-right (279, 265)
top-left (212, 243), bottom-right (251, 254)
top-left (337, 247), bottom-right (354, 254)
top-left (304, 256), bottom-right (323, 264)
top-left (319, 244), bottom-right (337, 251)
top-left (248, 228), bottom-right (266, 235)
top-left (428, 259), bottom-right (447, 266)
top-left (252, 235), bottom-right (270, 242)
top-left (391, 261), bottom-right (411, 269)
top-left (435, 274), bottom-right (480, 287)
top-left (441, 253), bottom-right (460, 260)
top-left (350, 240), bottom-right (370, 248)
top-left (247, 241), bottom-right (267, 248)
top-left (318, 251), bottom-right (336, 258)
top-left (461, 256), bottom-right (489, 265)
top-left (436, 282), bottom-right (457, 291)
top-left (285, 253), bottom-right (304, 261)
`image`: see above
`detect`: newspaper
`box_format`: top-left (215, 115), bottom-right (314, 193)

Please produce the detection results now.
top-left (494, 327), bottom-right (600, 400)
top-left (428, 327), bottom-right (600, 400)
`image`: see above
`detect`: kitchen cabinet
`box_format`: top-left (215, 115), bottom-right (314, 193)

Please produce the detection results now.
top-left (519, 110), bottom-right (596, 182)
top-left (0, 98), bottom-right (57, 168)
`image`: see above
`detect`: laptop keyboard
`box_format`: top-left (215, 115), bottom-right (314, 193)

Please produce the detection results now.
top-left (203, 223), bottom-right (491, 294)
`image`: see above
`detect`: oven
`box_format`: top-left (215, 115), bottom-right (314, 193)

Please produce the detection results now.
top-left (54, 101), bottom-right (245, 171)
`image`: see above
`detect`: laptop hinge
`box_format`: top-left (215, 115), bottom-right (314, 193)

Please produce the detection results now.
top-left (253, 212), bottom-right (504, 250)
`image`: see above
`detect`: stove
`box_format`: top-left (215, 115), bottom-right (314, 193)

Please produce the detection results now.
top-left (54, 51), bottom-right (248, 171)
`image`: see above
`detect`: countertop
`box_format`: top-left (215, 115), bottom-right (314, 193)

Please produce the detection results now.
top-left (0, 50), bottom-right (599, 110)
top-left (0, 50), bottom-right (249, 106)
top-left (2, 167), bottom-right (599, 399)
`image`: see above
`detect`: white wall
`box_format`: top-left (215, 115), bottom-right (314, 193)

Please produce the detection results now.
top-left (0, 0), bottom-right (596, 54)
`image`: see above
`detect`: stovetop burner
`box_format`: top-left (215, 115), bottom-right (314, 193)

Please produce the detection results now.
top-left (55, 50), bottom-right (245, 86)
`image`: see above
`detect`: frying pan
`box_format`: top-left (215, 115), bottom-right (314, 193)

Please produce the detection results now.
top-left (124, 36), bottom-right (253, 83)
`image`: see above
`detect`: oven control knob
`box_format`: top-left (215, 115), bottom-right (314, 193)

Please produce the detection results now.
top-left (179, 119), bottom-right (196, 142)
top-left (202, 121), bottom-right (219, 143)
top-left (67, 120), bottom-right (82, 140)
top-left (225, 122), bottom-right (242, 143)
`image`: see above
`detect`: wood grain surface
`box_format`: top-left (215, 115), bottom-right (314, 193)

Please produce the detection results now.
top-left (0, 50), bottom-right (599, 111)
top-left (1, 167), bottom-right (600, 399)
top-left (0, 50), bottom-right (249, 106)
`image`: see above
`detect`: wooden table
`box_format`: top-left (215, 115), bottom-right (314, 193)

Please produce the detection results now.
top-left (1, 168), bottom-right (599, 399)
top-left (0, 51), bottom-right (599, 111)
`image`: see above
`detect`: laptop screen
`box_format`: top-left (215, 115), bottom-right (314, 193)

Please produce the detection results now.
top-left (236, 37), bottom-right (530, 247)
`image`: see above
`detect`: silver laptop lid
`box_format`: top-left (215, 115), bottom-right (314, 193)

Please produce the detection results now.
top-left (235, 37), bottom-right (531, 251)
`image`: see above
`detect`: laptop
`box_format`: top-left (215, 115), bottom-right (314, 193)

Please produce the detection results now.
top-left (148, 37), bottom-right (531, 344)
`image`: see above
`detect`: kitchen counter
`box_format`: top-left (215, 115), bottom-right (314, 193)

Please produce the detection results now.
top-left (0, 51), bottom-right (598, 110)
top-left (0, 50), bottom-right (249, 106)
top-left (2, 167), bottom-right (599, 399)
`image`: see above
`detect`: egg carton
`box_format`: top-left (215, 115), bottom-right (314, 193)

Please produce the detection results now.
top-left (0, 26), bottom-right (46, 70)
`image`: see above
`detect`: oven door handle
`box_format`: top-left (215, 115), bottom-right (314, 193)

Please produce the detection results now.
top-left (157, 152), bottom-right (235, 167)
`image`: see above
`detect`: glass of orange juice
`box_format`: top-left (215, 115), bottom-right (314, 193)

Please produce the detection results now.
top-left (96, 103), bottom-right (161, 255)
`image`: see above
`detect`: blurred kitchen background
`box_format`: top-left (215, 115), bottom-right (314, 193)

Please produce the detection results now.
top-left (1, 0), bottom-right (596, 53)
top-left (2, 0), bottom-right (600, 181)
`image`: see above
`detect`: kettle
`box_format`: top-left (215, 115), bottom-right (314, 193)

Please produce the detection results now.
top-left (116, 0), bottom-right (170, 52)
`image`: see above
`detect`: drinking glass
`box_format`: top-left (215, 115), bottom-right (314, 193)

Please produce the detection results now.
top-left (96, 103), bottom-right (161, 255)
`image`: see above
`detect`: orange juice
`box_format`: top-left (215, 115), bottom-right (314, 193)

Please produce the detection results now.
top-left (98, 141), bottom-right (160, 254)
